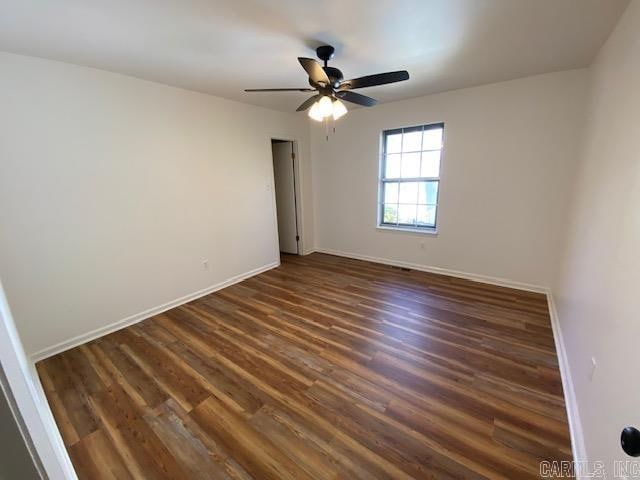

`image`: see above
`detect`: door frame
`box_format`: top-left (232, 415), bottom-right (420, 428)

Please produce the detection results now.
top-left (268, 137), bottom-right (305, 256)
top-left (0, 278), bottom-right (78, 479)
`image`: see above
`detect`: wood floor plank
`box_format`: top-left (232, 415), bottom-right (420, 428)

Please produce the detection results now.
top-left (37, 252), bottom-right (573, 479)
top-left (190, 395), bottom-right (316, 480)
top-left (68, 429), bottom-right (133, 480)
top-left (90, 383), bottom-right (189, 479)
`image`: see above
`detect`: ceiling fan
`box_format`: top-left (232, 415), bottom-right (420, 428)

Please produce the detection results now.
top-left (244, 45), bottom-right (409, 121)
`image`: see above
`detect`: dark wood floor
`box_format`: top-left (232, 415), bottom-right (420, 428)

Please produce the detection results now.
top-left (37, 253), bottom-right (572, 479)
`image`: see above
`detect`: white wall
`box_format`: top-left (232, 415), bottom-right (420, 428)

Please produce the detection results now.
top-left (553, 1), bottom-right (640, 472)
top-left (311, 70), bottom-right (587, 288)
top-left (0, 52), bottom-right (312, 356)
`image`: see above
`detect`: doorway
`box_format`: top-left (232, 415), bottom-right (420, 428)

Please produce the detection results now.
top-left (271, 139), bottom-right (300, 255)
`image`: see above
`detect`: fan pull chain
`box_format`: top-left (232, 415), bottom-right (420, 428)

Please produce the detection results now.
top-left (323, 117), bottom-right (337, 141)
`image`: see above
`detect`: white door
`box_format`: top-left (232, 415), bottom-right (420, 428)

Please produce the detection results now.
top-left (272, 141), bottom-right (299, 254)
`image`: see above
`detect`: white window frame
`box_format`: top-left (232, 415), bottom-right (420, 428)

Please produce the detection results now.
top-left (378, 122), bottom-right (444, 234)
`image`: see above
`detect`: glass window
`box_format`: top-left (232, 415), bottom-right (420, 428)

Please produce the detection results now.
top-left (379, 123), bottom-right (443, 230)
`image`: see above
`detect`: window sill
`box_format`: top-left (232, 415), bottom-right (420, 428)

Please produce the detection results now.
top-left (376, 225), bottom-right (438, 236)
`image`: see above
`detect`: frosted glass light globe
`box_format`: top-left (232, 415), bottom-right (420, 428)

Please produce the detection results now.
top-left (318, 96), bottom-right (333, 117)
top-left (332, 99), bottom-right (347, 120)
top-left (308, 101), bottom-right (323, 121)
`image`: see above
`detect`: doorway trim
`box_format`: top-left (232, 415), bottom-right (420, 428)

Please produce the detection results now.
top-left (0, 278), bottom-right (78, 479)
top-left (268, 136), bottom-right (305, 256)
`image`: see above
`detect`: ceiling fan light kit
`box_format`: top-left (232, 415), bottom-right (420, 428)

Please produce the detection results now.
top-left (244, 44), bottom-right (410, 126)
top-left (307, 96), bottom-right (347, 122)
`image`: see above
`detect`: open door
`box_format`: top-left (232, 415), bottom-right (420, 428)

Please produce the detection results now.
top-left (271, 140), bottom-right (299, 254)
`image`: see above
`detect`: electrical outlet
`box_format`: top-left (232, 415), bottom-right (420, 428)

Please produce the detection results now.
top-left (419, 242), bottom-right (425, 250)
top-left (589, 357), bottom-right (597, 381)
top-left (203, 259), bottom-right (209, 271)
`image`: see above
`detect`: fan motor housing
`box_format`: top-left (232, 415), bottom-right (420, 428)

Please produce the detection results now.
top-left (308, 67), bottom-right (343, 89)
top-left (323, 66), bottom-right (343, 87)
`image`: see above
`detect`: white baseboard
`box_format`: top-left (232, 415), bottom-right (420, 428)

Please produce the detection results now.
top-left (314, 248), bottom-right (584, 464)
top-left (30, 261), bottom-right (280, 362)
top-left (29, 248), bottom-right (585, 469)
top-left (314, 248), bottom-right (548, 293)
top-left (547, 293), bottom-right (586, 467)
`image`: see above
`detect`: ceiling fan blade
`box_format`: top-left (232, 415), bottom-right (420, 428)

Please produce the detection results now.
top-left (296, 94), bottom-right (321, 112)
top-left (340, 71), bottom-right (409, 90)
top-left (298, 58), bottom-right (330, 85)
top-left (335, 91), bottom-right (377, 107)
top-left (244, 88), bottom-right (316, 92)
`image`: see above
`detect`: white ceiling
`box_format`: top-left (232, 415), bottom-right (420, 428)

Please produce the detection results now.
top-left (0, 0), bottom-right (629, 112)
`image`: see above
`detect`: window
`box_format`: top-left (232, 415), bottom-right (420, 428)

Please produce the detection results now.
top-left (379, 123), bottom-right (444, 232)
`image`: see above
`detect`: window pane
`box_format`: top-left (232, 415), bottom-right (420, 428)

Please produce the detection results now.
top-left (402, 129), bottom-right (422, 152)
top-left (423, 128), bottom-right (443, 150)
top-left (386, 133), bottom-right (402, 154)
top-left (401, 152), bottom-right (420, 178)
top-left (399, 182), bottom-right (418, 204)
top-left (384, 182), bottom-right (398, 203)
top-left (417, 205), bottom-right (437, 226)
top-left (420, 150), bottom-right (440, 177)
top-left (385, 154), bottom-right (401, 178)
top-left (418, 181), bottom-right (439, 205)
top-left (383, 204), bottom-right (398, 224)
top-left (380, 124), bottom-right (443, 231)
top-left (398, 204), bottom-right (417, 225)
